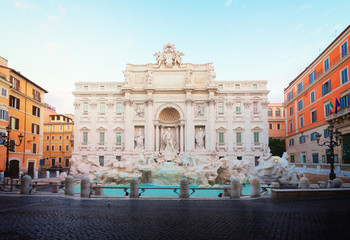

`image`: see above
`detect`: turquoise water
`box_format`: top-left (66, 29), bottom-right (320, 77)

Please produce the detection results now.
top-left (73, 183), bottom-right (255, 197)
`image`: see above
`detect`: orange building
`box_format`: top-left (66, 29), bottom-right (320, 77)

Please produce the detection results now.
top-left (268, 103), bottom-right (286, 140)
top-left (0, 57), bottom-right (47, 178)
top-left (283, 25), bottom-right (350, 165)
top-left (43, 112), bottom-right (74, 168)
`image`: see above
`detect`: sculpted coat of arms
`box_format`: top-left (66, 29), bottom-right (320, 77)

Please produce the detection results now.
top-left (154, 43), bottom-right (184, 68)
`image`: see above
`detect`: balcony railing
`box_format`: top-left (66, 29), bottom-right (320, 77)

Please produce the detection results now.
top-left (326, 105), bottom-right (350, 121)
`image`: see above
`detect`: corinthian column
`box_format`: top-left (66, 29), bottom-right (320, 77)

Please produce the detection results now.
top-left (207, 97), bottom-right (216, 151)
top-left (124, 98), bottom-right (133, 151)
top-left (145, 98), bottom-right (154, 151)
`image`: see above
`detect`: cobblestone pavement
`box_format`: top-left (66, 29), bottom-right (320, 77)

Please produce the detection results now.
top-left (0, 195), bottom-right (349, 240)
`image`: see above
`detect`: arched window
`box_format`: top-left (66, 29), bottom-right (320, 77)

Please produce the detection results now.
top-left (275, 108), bottom-right (281, 117)
top-left (268, 108), bottom-right (272, 116)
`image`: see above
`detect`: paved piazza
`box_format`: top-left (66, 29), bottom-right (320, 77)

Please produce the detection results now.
top-left (0, 195), bottom-right (349, 240)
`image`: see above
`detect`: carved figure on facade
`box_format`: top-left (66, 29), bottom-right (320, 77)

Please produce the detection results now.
top-left (208, 69), bottom-right (216, 84)
top-left (195, 103), bottom-right (205, 117)
top-left (135, 104), bottom-right (144, 117)
top-left (154, 43), bottom-right (184, 68)
top-left (185, 70), bottom-right (192, 85)
top-left (134, 129), bottom-right (144, 149)
top-left (145, 70), bottom-right (153, 86)
top-left (162, 128), bottom-right (176, 153)
top-left (195, 128), bottom-right (205, 149)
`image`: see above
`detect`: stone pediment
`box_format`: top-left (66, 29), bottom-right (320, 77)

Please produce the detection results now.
top-left (96, 126), bottom-right (107, 131)
top-left (251, 126), bottom-right (263, 131)
top-left (216, 127), bottom-right (227, 132)
top-left (233, 126), bottom-right (245, 132)
top-left (80, 126), bottom-right (90, 131)
top-left (113, 127), bottom-right (124, 132)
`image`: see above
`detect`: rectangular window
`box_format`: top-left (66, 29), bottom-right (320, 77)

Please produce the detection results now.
top-left (324, 129), bottom-right (329, 138)
top-left (84, 86), bottom-right (88, 90)
top-left (236, 132), bottom-right (242, 144)
top-left (290, 154), bottom-right (295, 163)
top-left (52, 136), bottom-right (55, 140)
top-left (47, 126), bottom-right (50, 131)
top-left (83, 103), bottom-right (88, 113)
top-left (341, 41), bottom-right (348, 58)
top-left (288, 91), bottom-right (293, 101)
top-left (100, 102), bottom-right (105, 113)
top-left (235, 84), bottom-right (240, 89)
top-left (324, 58), bottom-right (329, 72)
top-left (322, 80), bottom-right (331, 96)
top-left (269, 123), bottom-right (272, 129)
top-left (59, 125), bottom-right (63, 131)
top-left (299, 136), bottom-right (306, 144)
top-left (299, 115), bottom-right (304, 128)
top-left (325, 103), bottom-right (331, 116)
top-left (341, 67), bottom-right (348, 84)
top-left (33, 89), bottom-right (41, 102)
top-left (0, 109), bottom-right (9, 121)
top-left (116, 133), bottom-right (122, 144)
top-left (219, 132), bottom-right (224, 143)
top-left (298, 99), bottom-right (303, 111)
top-left (1, 87), bottom-right (8, 98)
top-left (51, 145), bottom-right (55, 151)
top-left (99, 156), bottom-right (104, 166)
top-left (289, 139), bottom-right (294, 146)
top-left (100, 85), bottom-right (105, 90)
top-left (66, 145), bottom-right (69, 151)
top-left (310, 132), bottom-right (317, 141)
top-left (116, 102), bottom-right (122, 114)
top-left (289, 121), bottom-right (293, 132)
top-left (235, 102), bottom-right (241, 113)
top-left (83, 132), bottom-right (88, 143)
top-left (252, 84), bottom-right (257, 89)
top-left (52, 125), bottom-right (55, 131)
top-left (10, 77), bottom-right (20, 91)
top-left (67, 125), bottom-right (70, 130)
top-left (298, 81), bottom-right (303, 93)
top-left (59, 135), bottom-right (62, 140)
top-left (99, 132), bottom-right (105, 143)
top-left (46, 145), bottom-right (49, 151)
top-left (254, 132), bottom-right (259, 143)
top-left (275, 108), bottom-right (281, 116)
top-left (277, 123), bottom-right (281, 130)
top-left (10, 117), bottom-right (19, 130)
top-left (66, 135), bottom-right (70, 140)
top-left (301, 152), bottom-right (306, 163)
top-left (9, 95), bottom-right (20, 109)
top-left (218, 102), bottom-right (224, 114)
top-left (32, 123), bottom-right (39, 134)
top-left (312, 153), bottom-right (319, 163)
top-left (289, 106), bottom-right (293, 116)
top-left (309, 70), bottom-right (316, 84)
top-left (339, 93), bottom-right (350, 109)
top-left (117, 85), bottom-right (121, 91)
top-left (311, 110), bottom-right (317, 123)
top-left (218, 84), bottom-right (223, 90)
top-left (310, 91), bottom-right (315, 103)
top-left (253, 102), bottom-right (258, 114)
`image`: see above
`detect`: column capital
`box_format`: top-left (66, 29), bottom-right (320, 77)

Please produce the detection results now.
top-left (124, 99), bottom-right (133, 106)
top-left (185, 98), bottom-right (194, 105)
top-left (206, 98), bottom-right (216, 106)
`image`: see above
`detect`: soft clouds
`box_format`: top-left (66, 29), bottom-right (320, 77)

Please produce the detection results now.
top-left (14, 0), bottom-right (35, 11)
top-left (296, 2), bottom-right (313, 12)
top-left (225, 0), bottom-right (233, 7)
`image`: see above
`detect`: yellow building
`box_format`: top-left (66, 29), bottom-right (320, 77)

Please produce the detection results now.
top-left (43, 112), bottom-right (74, 168)
top-left (0, 56), bottom-right (47, 178)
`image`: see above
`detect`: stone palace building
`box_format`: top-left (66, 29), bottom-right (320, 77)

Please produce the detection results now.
top-left (72, 44), bottom-right (269, 166)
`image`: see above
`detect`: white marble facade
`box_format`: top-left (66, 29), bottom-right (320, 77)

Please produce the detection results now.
top-left (72, 43), bottom-right (269, 166)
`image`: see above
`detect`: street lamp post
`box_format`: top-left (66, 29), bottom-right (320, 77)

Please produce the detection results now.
top-left (1, 125), bottom-right (24, 178)
top-left (315, 125), bottom-right (342, 180)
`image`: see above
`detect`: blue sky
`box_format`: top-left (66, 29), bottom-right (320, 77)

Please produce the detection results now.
top-left (1, 0), bottom-right (349, 114)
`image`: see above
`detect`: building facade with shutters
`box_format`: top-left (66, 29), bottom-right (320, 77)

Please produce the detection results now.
top-left (43, 110), bottom-right (74, 168)
top-left (283, 25), bottom-right (350, 165)
top-left (268, 103), bottom-right (286, 140)
top-left (72, 44), bottom-right (269, 167)
top-left (0, 57), bottom-right (47, 178)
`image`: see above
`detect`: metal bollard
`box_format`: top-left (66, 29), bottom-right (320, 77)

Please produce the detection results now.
top-left (298, 177), bottom-right (310, 189)
top-left (52, 181), bottom-right (60, 193)
top-left (180, 177), bottom-right (189, 199)
top-left (80, 176), bottom-right (91, 198)
top-left (130, 178), bottom-right (139, 198)
top-left (20, 175), bottom-right (32, 194)
top-left (249, 178), bottom-right (261, 198)
top-left (65, 175), bottom-right (74, 196)
top-left (46, 171), bottom-right (50, 178)
top-left (11, 179), bottom-right (18, 192)
top-left (230, 178), bottom-right (241, 199)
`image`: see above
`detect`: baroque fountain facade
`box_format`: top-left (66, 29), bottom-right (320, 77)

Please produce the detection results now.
top-left (71, 43), bottom-right (300, 185)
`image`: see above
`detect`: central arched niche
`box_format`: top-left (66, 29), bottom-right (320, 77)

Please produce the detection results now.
top-left (159, 107), bottom-right (180, 122)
